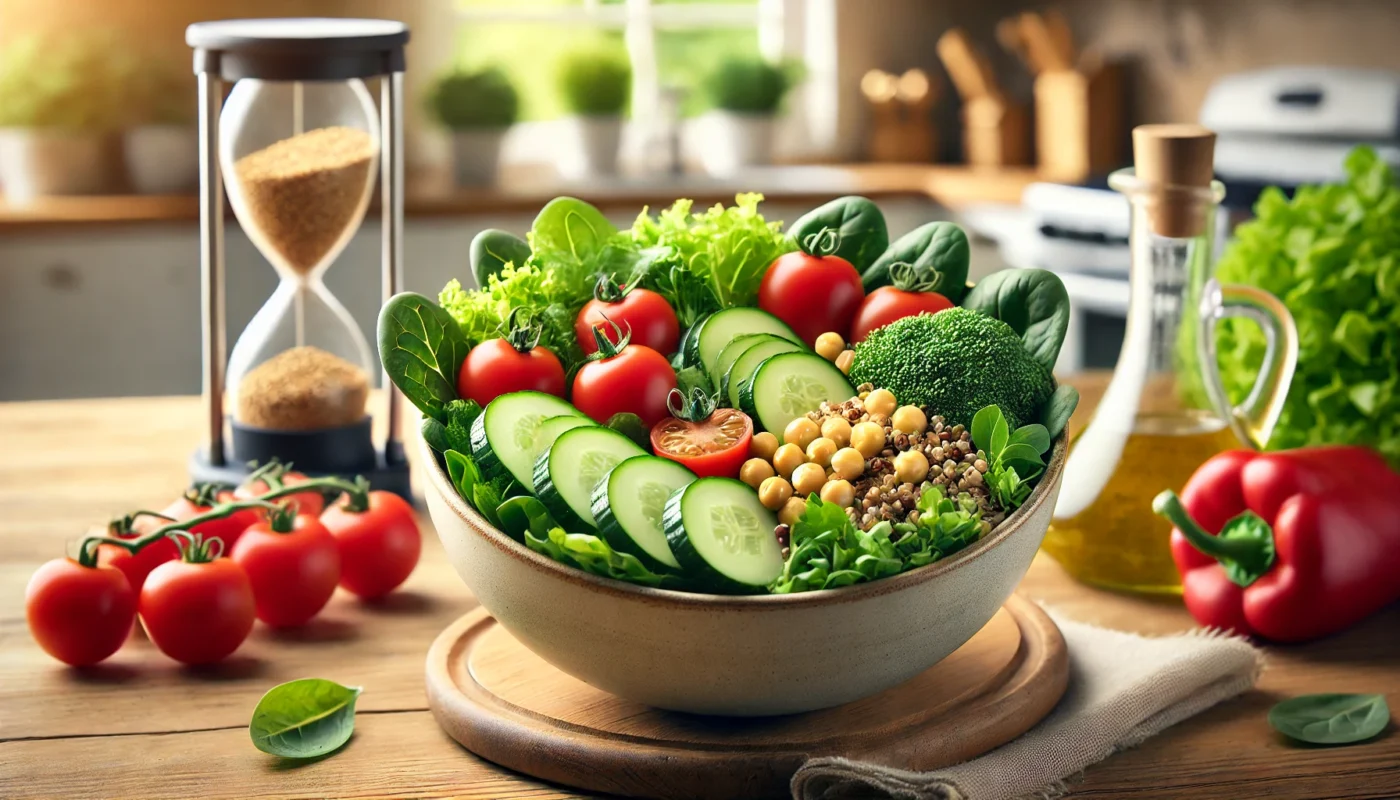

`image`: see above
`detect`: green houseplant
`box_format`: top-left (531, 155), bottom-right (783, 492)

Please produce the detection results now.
top-left (555, 46), bottom-right (631, 178)
top-left (698, 57), bottom-right (803, 176)
top-left (426, 67), bottom-right (520, 186)
top-left (119, 59), bottom-right (198, 194)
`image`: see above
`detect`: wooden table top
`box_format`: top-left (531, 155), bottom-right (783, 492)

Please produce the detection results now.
top-left (1, 379), bottom-right (1396, 799)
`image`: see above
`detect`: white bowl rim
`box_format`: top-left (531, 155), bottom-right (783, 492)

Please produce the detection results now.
top-left (423, 430), bottom-right (1066, 610)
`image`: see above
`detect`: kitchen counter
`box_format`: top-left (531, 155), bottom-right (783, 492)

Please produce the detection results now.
top-left (1, 375), bottom-right (1397, 799)
top-left (0, 164), bottom-right (1038, 230)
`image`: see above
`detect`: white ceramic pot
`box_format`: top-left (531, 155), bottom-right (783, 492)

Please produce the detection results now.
top-left (423, 434), bottom-right (1067, 716)
top-left (698, 110), bottom-right (775, 177)
top-left (561, 114), bottom-right (622, 179)
top-left (451, 128), bottom-right (508, 187)
top-left (0, 128), bottom-right (109, 205)
top-left (124, 124), bottom-right (198, 194)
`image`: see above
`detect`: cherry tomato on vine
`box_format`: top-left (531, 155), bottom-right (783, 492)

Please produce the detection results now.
top-left (457, 308), bottom-right (566, 406)
top-left (848, 262), bottom-right (954, 343)
top-left (650, 389), bottom-right (753, 479)
top-left (232, 510), bottom-right (342, 627)
top-left (571, 321), bottom-right (678, 428)
top-left (97, 518), bottom-right (180, 594)
top-left (163, 487), bottom-right (260, 550)
top-left (26, 558), bottom-right (136, 667)
top-left (321, 491), bottom-right (421, 599)
top-left (140, 536), bottom-right (255, 665)
top-left (236, 470), bottom-right (325, 518)
top-left (759, 229), bottom-right (865, 346)
top-left (576, 275), bottom-right (680, 357)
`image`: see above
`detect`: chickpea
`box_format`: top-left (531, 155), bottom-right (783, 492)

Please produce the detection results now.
top-left (772, 443), bottom-right (806, 478)
top-left (851, 421), bottom-right (887, 458)
top-left (894, 449), bottom-right (931, 484)
top-left (758, 476), bottom-right (794, 510)
top-left (806, 437), bottom-right (837, 468)
top-left (750, 431), bottom-right (780, 462)
top-left (830, 447), bottom-right (865, 481)
top-left (740, 458), bottom-right (775, 489)
top-left (814, 332), bottom-right (846, 362)
top-left (891, 405), bottom-right (928, 435)
top-left (783, 417), bottom-right (820, 449)
top-left (820, 416), bottom-right (852, 448)
top-left (778, 496), bottom-right (808, 526)
top-left (864, 388), bottom-right (897, 418)
top-left (791, 462), bottom-right (827, 497)
top-left (835, 349), bottom-right (855, 375)
top-left (820, 479), bottom-right (856, 507)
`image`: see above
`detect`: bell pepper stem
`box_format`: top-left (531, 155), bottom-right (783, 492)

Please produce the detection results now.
top-left (1152, 490), bottom-right (1276, 587)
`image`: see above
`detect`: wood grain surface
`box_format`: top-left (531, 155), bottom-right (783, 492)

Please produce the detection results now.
top-left (1, 377), bottom-right (1398, 799)
top-left (423, 599), bottom-right (1066, 800)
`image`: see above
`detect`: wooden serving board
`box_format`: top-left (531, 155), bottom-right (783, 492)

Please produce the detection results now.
top-left (425, 595), bottom-right (1067, 800)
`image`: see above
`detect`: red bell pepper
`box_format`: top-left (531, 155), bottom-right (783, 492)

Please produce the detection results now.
top-left (1153, 446), bottom-right (1400, 642)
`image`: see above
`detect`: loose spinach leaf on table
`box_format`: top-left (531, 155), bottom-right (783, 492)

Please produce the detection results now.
top-left (1268, 693), bottom-right (1391, 745)
top-left (469, 228), bottom-right (532, 289)
top-left (963, 269), bottom-right (1071, 373)
top-left (788, 195), bottom-right (889, 274)
top-left (249, 678), bottom-right (361, 759)
top-left (378, 292), bottom-right (470, 424)
top-left (864, 221), bottom-right (971, 301)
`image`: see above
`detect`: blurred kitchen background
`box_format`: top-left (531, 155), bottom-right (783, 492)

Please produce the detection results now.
top-left (2, 0), bottom-right (1399, 400)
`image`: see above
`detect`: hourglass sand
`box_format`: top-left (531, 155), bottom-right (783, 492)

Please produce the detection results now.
top-left (186, 19), bottom-right (411, 497)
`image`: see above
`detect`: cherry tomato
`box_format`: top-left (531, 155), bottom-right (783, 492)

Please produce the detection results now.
top-left (162, 489), bottom-right (260, 550)
top-left (849, 287), bottom-right (954, 343)
top-left (457, 338), bottom-right (566, 407)
top-left (759, 248), bottom-right (865, 346)
top-left (140, 557), bottom-right (255, 665)
top-left (572, 341), bottom-right (677, 428)
top-left (651, 405), bottom-right (753, 479)
top-left (26, 558), bottom-right (136, 667)
top-left (98, 531), bottom-right (179, 595)
top-left (576, 279), bottom-right (680, 357)
top-left (236, 471), bottom-right (325, 518)
top-left (232, 513), bottom-right (341, 627)
top-left (321, 491), bottom-right (422, 599)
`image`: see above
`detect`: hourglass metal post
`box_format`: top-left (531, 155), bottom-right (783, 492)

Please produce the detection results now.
top-left (381, 71), bottom-right (405, 466)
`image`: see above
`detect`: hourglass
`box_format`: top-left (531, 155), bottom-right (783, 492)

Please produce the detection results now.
top-left (186, 19), bottom-right (411, 497)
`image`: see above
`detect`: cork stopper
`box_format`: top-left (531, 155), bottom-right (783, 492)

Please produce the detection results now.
top-left (1131, 124), bottom-right (1217, 238)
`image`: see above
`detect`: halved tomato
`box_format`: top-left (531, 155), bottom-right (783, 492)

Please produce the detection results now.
top-left (650, 397), bottom-right (754, 480)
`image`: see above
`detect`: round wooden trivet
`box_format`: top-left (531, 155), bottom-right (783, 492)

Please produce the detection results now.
top-left (426, 594), bottom-right (1067, 800)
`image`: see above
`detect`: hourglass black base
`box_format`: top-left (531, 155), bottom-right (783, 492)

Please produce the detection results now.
top-left (188, 417), bottom-right (413, 501)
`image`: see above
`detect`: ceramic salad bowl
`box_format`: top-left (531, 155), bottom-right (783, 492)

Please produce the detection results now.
top-left (422, 433), bottom-right (1067, 717)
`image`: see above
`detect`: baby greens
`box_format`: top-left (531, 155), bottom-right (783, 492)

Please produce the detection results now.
top-left (249, 678), bottom-right (362, 760)
top-left (787, 195), bottom-right (889, 274)
top-left (1268, 693), bottom-right (1390, 745)
top-left (496, 495), bottom-right (674, 587)
top-left (469, 228), bottom-right (531, 289)
top-left (972, 405), bottom-right (1053, 512)
top-left (378, 292), bottom-right (471, 424)
top-left (864, 221), bottom-right (971, 301)
top-left (963, 268), bottom-right (1071, 372)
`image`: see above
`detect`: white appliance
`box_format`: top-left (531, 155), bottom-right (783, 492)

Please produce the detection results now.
top-left (1200, 66), bottom-right (1400, 185)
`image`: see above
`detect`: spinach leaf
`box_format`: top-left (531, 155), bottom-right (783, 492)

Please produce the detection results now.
top-left (421, 417), bottom-right (450, 453)
top-left (864, 221), bottom-right (970, 301)
top-left (963, 268), bottom-right (1070, 372)
top-left (469, 228), bottom-right (532, 289)
top-left (249, 678), bottom-right (361, 759)
top-left (530, 196), bottom-right (616, 263)
top-left (605, 413), bottom-right (651, 450)
top-left (377, 292), bottom-right (471, 424)
top-left (1041, 384), bottom-right (1080, 441)
top-left (789, 196), bottom-right (889, 274)
top-left (1268, 693), bottom-right (1390, 745)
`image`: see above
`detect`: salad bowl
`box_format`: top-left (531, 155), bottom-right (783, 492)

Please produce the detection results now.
top-left (422, 433), bottom-right (1068, 717)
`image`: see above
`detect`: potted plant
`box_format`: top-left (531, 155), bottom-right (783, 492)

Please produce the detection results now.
top-left (555, 46), bottom-right (631, 178)
top-left (120, 61), bottom-right (197, 194)
top-left (0, 35), bottom-right (122, 204)
top-left (698, 57), bottom-right (802, 176)
top-left (425, 67), bottom-right (520, 187)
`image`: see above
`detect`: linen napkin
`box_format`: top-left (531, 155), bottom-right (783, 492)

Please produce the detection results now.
top-left (791, 612), bottom-right (1263, 800)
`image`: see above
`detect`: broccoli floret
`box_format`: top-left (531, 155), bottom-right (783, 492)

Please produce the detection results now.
top-left (850, 308), bottom-right (1053, 428)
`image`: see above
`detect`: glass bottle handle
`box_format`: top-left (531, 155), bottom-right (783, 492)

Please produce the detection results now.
top-left (1197, 278), bottom-right (1298, 450)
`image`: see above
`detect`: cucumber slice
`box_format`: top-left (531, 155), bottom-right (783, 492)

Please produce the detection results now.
top-left (662, 478), bottom-right (782, 592)
top-left (534, 426), bottom-right (647, 530)
top-left (712, 333), bottom-right (787, 389)
top-left (591, 455), bottom-right (695, 570)
top-left (693, 308), bottom-right (802, 379)
top-left (470, 392), bottom-right (587, 490)
top-left (725, 338), bottom-right (804, 408)
top-left (739, 352), bottom-right (856, 434)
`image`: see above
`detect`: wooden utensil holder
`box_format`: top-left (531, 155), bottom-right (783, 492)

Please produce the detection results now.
top-left (965, 95), bottom-right (1030, 168)
top-left (1034, 61), bottom-right (1124, 181)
